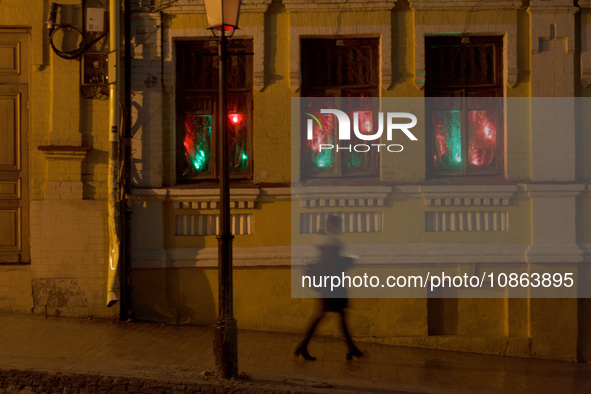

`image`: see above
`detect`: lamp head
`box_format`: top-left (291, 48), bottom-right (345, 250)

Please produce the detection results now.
top-left (204, 0), bottom-right (241, 31)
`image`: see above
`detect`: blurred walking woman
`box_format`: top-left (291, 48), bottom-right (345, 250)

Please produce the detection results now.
top-left (295, 215), bottom-right (363, 361)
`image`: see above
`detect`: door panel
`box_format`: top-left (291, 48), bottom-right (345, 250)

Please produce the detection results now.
top-left (0, 30), bottom-right (28, 264)
top-left (0, 93), bottom-right (20, 169)
top-left (0, 33), bottom-right (27, 84)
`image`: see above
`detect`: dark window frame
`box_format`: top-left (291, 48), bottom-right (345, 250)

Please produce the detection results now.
top-left (175, 39), bottom-right (254, 183)
top-left (300, 37), bottom-right (380, 179)
top-left (425, 35), bottom-right (504, 177)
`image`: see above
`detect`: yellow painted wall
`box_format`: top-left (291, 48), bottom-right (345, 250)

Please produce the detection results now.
top-left (132, 267), bottom-right (541, 358)
top-left (0, 0), bottom-right (114, 318)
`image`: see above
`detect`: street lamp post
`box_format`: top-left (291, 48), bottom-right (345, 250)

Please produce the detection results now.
top-left (203, 0), bottom-right (241, 379)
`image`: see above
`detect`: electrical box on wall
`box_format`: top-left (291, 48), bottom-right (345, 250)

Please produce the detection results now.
top-left (86, 8), bottom-right (104, 32)
top-left (82, 53), bottom-right (108, 85)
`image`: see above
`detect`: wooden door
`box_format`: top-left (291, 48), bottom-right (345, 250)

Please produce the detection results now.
top-left (0, 30), bottom-right (28, 264)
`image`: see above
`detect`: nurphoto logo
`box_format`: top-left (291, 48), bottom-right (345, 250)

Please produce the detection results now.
top-left (304, 108), bottom-right (419, 153)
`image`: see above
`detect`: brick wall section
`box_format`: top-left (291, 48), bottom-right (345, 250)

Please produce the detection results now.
top-left (81, 99), bottom-right (110, 200)
top-left (29, 201), bottom-right (116, 319)
top-left (0, 267), bottom-right (33, 313)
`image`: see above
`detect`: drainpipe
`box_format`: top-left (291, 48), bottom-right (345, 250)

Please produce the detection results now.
top-left (122, 0), bottom-right (133, 319)
top-left (106, 0), bottom-right (121, 308)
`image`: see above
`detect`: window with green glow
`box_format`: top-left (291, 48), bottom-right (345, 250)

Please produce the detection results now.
top-left (176, 40), bottom-right (253, 182)
top-left (426, 35), bottom-right (503, 176)
top-left (301, 38), bottom-right (379, 178)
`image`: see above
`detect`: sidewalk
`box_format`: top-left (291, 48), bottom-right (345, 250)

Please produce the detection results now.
top-left (1, 313), bottom-right (590, 393)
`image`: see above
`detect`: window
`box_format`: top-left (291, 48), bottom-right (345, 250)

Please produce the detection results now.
top-left (300, 38), bottom-right (379, 178)
top-left (176, 40), bottom-right (253, 182)
top-left (425, 35), bottom-right (503, 176)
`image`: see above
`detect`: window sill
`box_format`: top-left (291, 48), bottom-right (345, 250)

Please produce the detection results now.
top-left (420, 175), bottom-right (515, 186)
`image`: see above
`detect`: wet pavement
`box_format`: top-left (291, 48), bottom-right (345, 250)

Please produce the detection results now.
top-left (1, 313), bottom-right (590, 393)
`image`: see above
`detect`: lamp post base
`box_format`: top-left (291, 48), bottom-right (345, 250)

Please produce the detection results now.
top-left (214, 318), bottom-right (238, 379)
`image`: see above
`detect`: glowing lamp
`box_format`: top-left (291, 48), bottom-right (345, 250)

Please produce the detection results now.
top-left (204, 0), bottom-right (241, 31)
top-left (229, 113), bottom-right (244, 124)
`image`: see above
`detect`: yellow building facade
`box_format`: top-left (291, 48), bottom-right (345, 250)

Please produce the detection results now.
top-left (1, 0), bottom-right (591, 362)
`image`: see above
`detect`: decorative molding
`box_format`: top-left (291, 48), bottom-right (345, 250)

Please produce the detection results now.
top-left (293, 186), bottom-right (390, 208)
top-left (175, 213), bottom-right (253, 235)
top-left (426, 198), bottom-right (510, 207)
top-left (410, 1), bottom-right (521, 10)
top-left (301, 198), bottom-right (384, 208)
top-left (38, 145), bottom-right (92, 161)
top-left (526, 2), bottom-right (579, 15)
top-left (425, 211), bottom-right (508, 232)
top-left (413, 27), bottom-right (518, 89)
top-left (132, 187), bottom-right (261, 206)
top-left (421, 185), bottom-right (518, 206)
top-left (526, 244), bottom-right (585, 263)
top-left (260, 187), bottom-right (292, 201)
top-left (174, 199), bottom-right (256, 209)
top-left (38, 146), bottom-right (91, 200)
top-left (519, 183), bottom-right (586, 198)
top-left (530, 24), bottom-right (571, 55)
top-left (283, 0), bottom-right (397, 12)
top-left (167, 0), bottom-right (273, 13)
top-left (300, 211), bottom-right (383, 234)
top-left (0, 179), bottom-right (20, 200)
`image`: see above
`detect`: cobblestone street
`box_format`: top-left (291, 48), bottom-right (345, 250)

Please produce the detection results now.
top-left (0, 369), bottom-right (340, 394)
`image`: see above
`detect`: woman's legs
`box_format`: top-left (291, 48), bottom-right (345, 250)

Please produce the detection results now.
top-left (300, 311), bottom-right (323, 347)
top-left (340, 309), bottom-right (363, 359)
top-left (296, 309), bottom-right (324, 360)
top-left (339, 309), bottom-right (355, 349)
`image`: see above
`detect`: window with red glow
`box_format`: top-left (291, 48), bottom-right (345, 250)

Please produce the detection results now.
top-left (301, 38), bottom-right (379, 178)
top-left (425, 36), bottom-right (503, 176)
top-left (176, 40), bottom-right (253, 182)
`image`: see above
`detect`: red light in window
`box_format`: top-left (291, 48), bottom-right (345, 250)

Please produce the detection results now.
top-left (468, 111), bottom-right (497, 169)
top-left (483, 124), bottom-right (493, 140)
top-left (355, 111), bottom-right (373, 134)
top-left (229, 113), bottom-right (244, 124)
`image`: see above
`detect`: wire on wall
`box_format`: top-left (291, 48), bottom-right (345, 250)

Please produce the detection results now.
top-left (50, 25), bottom-right (108, 60)
top-left (47, 1), bottom-right (108, 60)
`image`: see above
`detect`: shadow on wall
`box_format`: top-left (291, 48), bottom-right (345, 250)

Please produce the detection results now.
top-left (131, 267), bottom-right (216, 325)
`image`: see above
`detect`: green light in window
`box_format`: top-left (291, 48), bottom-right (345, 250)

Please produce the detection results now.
top-left (192, 150), bottom-right (207, 170)
top-left (449, 111), bottom-right (462, 166)
top-left (432, 110), bottom-right (462, 170)
top-left (183, 114), bottom-right (212, 176)
top-left (240, 151), bottom-right (248, 168)
top-left (231, 146), bottom-right (248, 173)
top-left (348, 152), bottom-right (364, 168)
top-left (315, 149), bottom-right (334, 168)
